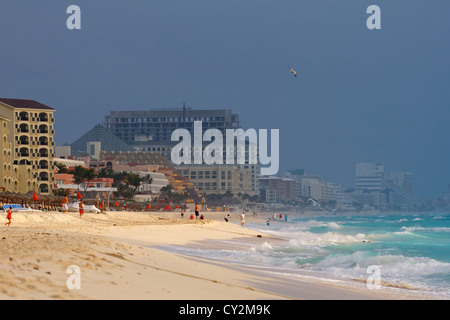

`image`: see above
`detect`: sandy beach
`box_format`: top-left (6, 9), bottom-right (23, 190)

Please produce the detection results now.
top-left (0, 209), bottom-right (433, 300)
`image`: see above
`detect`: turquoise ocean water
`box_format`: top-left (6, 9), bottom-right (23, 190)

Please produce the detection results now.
top-left (167, 213), bottom-right (450, 298)
top-left (251, 213), bottom-right (450, 298)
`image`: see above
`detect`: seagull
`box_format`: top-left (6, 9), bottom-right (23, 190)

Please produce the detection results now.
top-left (289, 66), bottom-right (297, 78)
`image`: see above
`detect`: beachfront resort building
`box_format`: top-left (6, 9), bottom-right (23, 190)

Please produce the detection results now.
top-left (259, 176), bottom-right (296, 203)
top-left (178, 165), bottom-right (254, 196)
top-left (103, 107), bottom-right (259, 194)
top-left (0, 98), bottom-right (56, 194)
top-left (355, 162), bottom-right (385, 191)
top-left (346, 162), bottom-right (422, 210)
top-left (103, 106), bottom-right (240, 152)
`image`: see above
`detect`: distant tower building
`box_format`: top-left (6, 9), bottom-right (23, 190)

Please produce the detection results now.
top-left (385, 171), bottom-right (413, 193)
top-left (355, 162), bottom-right (385, 191)
top-left (103, 106), bottom-right (259, 194)
top-left (103, 107), bottom-right (240, 156)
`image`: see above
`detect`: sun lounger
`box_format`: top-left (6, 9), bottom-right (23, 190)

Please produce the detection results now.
top-left (2, 204), bottom-right (35, 212)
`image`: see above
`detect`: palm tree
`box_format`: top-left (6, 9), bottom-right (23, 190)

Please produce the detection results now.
top-left (122, 172), bottom-right (143, 197)
top-left (72, 166), bottom-right (86, 186)
top-left (83, 168), bottom-right (98, 192)
top-left (142, 174), bottom-right (153, 194)
top-left (97, 168), bottom-right (114, 178)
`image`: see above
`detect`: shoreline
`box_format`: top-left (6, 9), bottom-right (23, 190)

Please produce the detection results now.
top-left (0, 210), bottom-right (441, 300)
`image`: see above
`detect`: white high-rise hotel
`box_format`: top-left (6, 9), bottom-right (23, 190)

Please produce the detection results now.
top-left (355, 162), bottom-right (385, 191)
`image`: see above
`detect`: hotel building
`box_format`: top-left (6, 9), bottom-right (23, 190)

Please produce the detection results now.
top-left (178, 165), bottom-right (254, 196)
top-left (0, 98), bottom-right (56, 194)
top-left (355, 162), bottom-right (385, 191)
top-left (103, 107), bottom-right (259, 194)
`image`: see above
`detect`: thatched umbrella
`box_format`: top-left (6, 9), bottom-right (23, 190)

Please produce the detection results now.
top-left (0, 191), bottom-right (16, 206)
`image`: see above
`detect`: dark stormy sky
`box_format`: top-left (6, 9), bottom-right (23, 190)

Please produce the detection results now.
top-left (1, 1), bottom-right (449, 197)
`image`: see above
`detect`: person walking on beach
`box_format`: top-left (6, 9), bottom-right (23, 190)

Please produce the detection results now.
top-left (240, 211), bottom-right (245, 227)
top-left (61, 196), bottom-right (69, 214)
top-left (195, 202), bottom-right (200, 221)
top-left (79, 199), bottom-right (85, 218)
top-left (181, 208), bottom-right (184, 219)
top-left (5, 206), bottom-right (12, 226)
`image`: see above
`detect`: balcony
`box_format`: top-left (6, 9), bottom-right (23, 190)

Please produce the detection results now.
top-left (39, 184), bottom-right (49, 193)
top-left (38, 174), bottom-right (49, 182)
top-left (38, 113), bottom-right (49, 122)
top-left (38, 125), bottom-right (49, 134)
top-left (39, 160), bottom-right (49, 169)
top-left (38, 148), bottom-right (49, 157)
top-left (17, 112), bottom-right (29, 121)
top-left (18, 148), bottom-right (30, 157)
top-left (38, 138), bottom-right (49, 146)
top-left (17, 124), bottom-right (29, 133)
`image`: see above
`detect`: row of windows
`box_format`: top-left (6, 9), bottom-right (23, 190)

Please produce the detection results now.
top-left (2, 179), bottom-right (50, 193)
top-left (111, 122), bottom-right (227, 129)
top-left (113, 116), bottom-right (226, 123)
top-left (15, 111), bottom-right (53, 122)
top-left (183, 170), bottom-right (236, 181)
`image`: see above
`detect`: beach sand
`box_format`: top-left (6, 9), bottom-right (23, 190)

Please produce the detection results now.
top-left (0, 210), bottom-right (431, 300)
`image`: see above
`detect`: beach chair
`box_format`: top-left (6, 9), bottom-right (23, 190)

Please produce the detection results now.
top-left (2, 204), bottom-right (32, 212)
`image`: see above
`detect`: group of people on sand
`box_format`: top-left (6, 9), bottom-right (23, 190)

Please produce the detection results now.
top-left (180, 202), bottom-right (204, 221)
top-left (178, 203), bottom-right (247, 227)
top-left (223, 211), bottom-right (246, 227)
top-left (266, 212), bottom-right (288, 226)
top-left (61, 196), bottom-right (84, 218)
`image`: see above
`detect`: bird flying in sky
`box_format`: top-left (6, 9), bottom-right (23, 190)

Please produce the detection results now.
top-left (289, 66), bottom-right (297, 78)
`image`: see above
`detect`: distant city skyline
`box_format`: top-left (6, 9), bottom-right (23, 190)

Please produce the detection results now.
top-left (1, 1), bottom-right (449, 198)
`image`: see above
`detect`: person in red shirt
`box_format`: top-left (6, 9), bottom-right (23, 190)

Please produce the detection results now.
top-left (79, 199), bottom-right (85, 218)
top-left (5, 207), bottom-right (12, 226)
